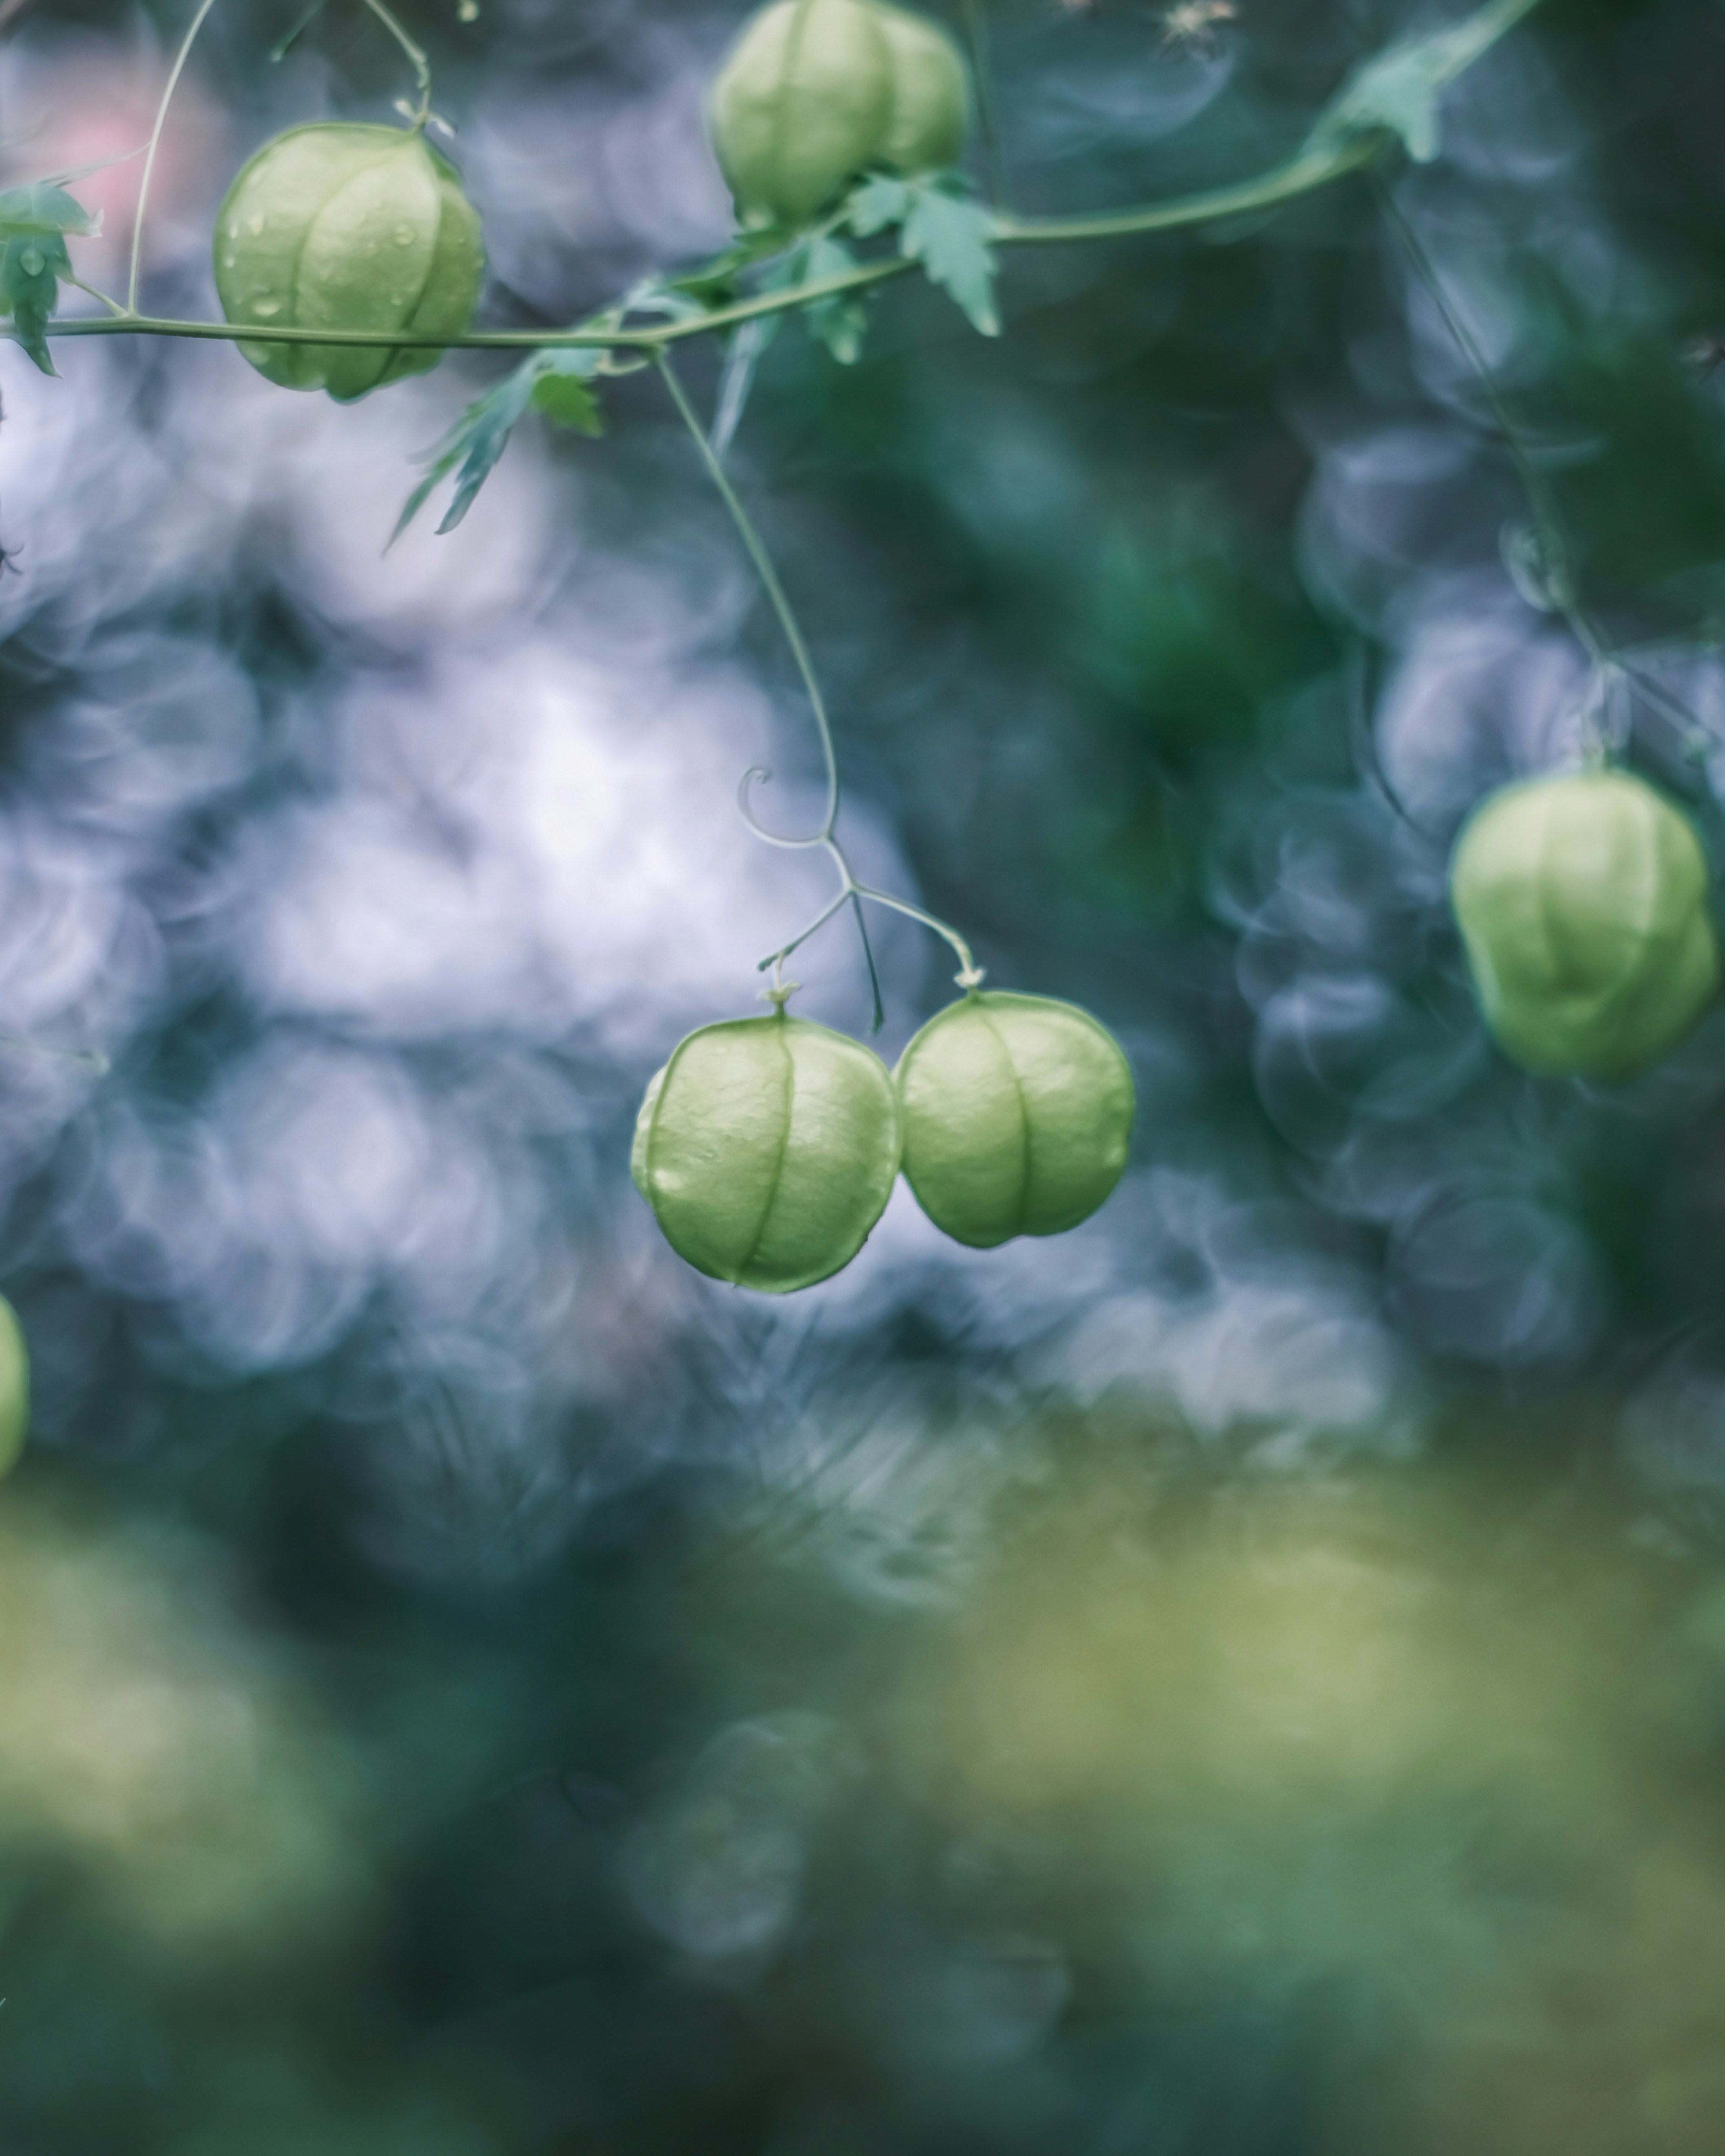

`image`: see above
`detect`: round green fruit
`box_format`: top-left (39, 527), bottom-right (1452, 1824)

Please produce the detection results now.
top-left (708, 0), bottom-right (969, 228)
top-left (213, 123), bottom-right (485, 403)
top-left (873, 5), bottom-right (970, 176)
top-left (632, 1011), bottom-right (901, 1293)
top-left (1450, 767), bottom-right (1719, 1080)
top-left (0, 1297), bottom-right (29, 1480)
top-left (894, 992), bottom-right (1136, 1248)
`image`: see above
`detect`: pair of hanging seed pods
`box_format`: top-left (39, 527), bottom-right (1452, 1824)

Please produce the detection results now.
top-left (632, 992), bottom-right (1137, 1292)
top-left (1450, 766), bottom-right (1721, 1080)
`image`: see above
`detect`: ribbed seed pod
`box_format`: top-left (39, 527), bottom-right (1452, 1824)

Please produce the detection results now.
top-left (213, 124), bottom-right (485, 403)
top-left (895, 992), bottom-right (1136, 1248)
top-left (874, 4), bottom-right (970, 174)
top-left (0, 1296), bottom-right (29, 1480)
top-left (1451, 768), bottom-right (1719, 1079)
top-left (708, 0), bottom-right (970, 226)
top-left (709, 0), bottom-right (896, 228)
top-left (632, 1012), bottom-right (901, 1293)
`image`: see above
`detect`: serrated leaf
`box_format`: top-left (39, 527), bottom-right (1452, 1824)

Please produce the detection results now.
top-left (0, 182), bottom-right (99, 240)
top-left (795, 234), bottom-right (870, 365)
top-left (393, 347), bottom-right (608, 542)
top-left (0, 233), bottom-right (70, 375)
top-left (899, 183), bottom-right (1000, 338)
top-left (844, 174), bottom-right (999, 337)
top-left (531, 357), bottom-right (605, 434)
top-left (0, 179), bottom-right (98, 378)
top-left (392, 366), bottom-right (537, 543)
top-left (846, 175), bottom-right (912, 240)
top-left (1305, 0), bottom-right (1537, 166)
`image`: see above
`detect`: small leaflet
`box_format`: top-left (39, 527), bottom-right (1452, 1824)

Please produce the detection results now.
top-left (849, 174), bottom-right (1000, 338)
top-left (1304, 0), bottom-right (1535, 167)
top-left (759, 232), bottom-right (871, 366)
top-left (392, 347), bottom-right (606, 543)
top-left (0, 182), bottom-right (100, 378)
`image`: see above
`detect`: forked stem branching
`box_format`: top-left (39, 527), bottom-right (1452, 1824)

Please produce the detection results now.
top-left (655, 348), bottom-right (982, 1017)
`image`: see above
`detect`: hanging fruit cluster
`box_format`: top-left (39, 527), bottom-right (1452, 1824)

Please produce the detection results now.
top-left (632, 993), bottom-right (1136, 1292)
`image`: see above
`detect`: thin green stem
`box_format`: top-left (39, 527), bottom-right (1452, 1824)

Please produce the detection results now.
top-left (961, 0), bottom-right (1011, 214)
top-left (1373, 177), bottom-right (1619, 757)
top-left (65, 275), bottom-right (129, 318)
top-left (853, 885), bottom-right (982, 986)
top-left (993, 136), bottom-right (1380, 246)
top-left (656, 347), bottom-right (840, 843)
top-left (657, 349), bottom-right (981, 1003)
top-left (360, 0), bottom-right (433, 126)
top-left (128, 0), bottom-right (221, 316)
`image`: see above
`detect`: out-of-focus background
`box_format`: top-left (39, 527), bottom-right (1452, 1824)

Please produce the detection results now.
top-left (3, 0), bottom-right (1725, 2147)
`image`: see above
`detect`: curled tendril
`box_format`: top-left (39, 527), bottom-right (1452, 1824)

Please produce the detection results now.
top-left (737, 766), bottom-right (827, 850)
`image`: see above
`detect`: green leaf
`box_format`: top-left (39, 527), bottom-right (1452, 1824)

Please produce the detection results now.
top-left (0, 235), bottom-right (70, 376)
top-left (668, 229), bottom-right (795, 313)
top-left (846, 173), bottom-right (999, 337)
top-left (847, 176), bottom-right (912, 239)
top-left (393, 347), bottom-right (608, 542)
top-left (1305, 0), bottom-right (1539, 165)
top-left (531, 369), bottom-right (604, 434)
top-left (899, 182), bottom-right (1000, 338)
top-left (0, 180), bottom-right (99, 378)
top-left (0, 182), bottom-right (100, 240)
top-left (787, 233), bottom-right (871, 365)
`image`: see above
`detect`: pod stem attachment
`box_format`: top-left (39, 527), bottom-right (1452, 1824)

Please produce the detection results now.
top-left (655, 347), bottom-right (982, 1025)
top-left (360, 0), bottom-right (436, 129)
top-left (1371, 175), bottom-right (1679, 772)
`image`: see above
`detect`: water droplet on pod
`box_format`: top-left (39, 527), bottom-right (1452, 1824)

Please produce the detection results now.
top-left (253, 299), bottom-right (281, 318)
top-left (248, 215), bottom-right (265, 235)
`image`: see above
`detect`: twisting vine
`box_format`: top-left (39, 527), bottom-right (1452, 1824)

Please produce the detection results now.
top-left (655, 348), bottom-right (982, 1023)
top-left (1375, 176), bottom-right (1721, 777)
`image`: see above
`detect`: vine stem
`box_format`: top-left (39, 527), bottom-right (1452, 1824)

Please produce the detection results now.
top-left (128, 0), bottom-right (221, 316)
top-left (961, 0), bottom-right (1011, 215)
top-left (654, 348), bottom-right (982, 1010)
top-left (655, 347), bottom-right (839, 841)
top-left (360, 0), bottom-right (434, 127)
top-left (1373, 176), bottom-right (1621, 761)
top-left (54, 134), bottom-right (1415, 360)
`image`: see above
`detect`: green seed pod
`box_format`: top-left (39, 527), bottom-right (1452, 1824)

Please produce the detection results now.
top-left (895, 992), bottom-right (1136, 1248)
top-left (708, 0), bottom-right (896, 228)
top-left (632, 1012), bottom-right (901, 1293)
top-left (874, 4), bottom-right (970, 175)
top-left (213, 123), bottom-right (485, 403)
top-left (0, 1296), bottom-right (29, 1481)
top-left (1451, 767), bottom-right (1720, 1080)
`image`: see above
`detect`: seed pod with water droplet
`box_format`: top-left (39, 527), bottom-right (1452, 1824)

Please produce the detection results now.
top-left (708, 0), bottom-right (969, 229)
top-left (1451, 767), bottom-right (1720, 1079)
top-left (894, 992), bottom-right (1136, 1248)
top-left (213, 123), bottom-right (485, 403)
top-left (632, 1012), bottom-right (901, 1292)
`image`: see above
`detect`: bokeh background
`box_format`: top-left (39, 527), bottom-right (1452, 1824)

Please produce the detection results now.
top-left (3, 0), bottom-right (1725, 2147)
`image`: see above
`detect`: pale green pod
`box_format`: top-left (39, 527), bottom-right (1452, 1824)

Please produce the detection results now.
top-left (0, 1296), bottom-right (29, 1480)
top-left (1451, 767), bottom-right (1720, 1080)
top-left (874, 4), bottom-right (970, 174)
top-left (895, 992), bottom-right (1136, 1248)
top-left (213, 124), bottom-right (485, 403)
top-left (632, 1012), bottom-right (901, 1293)
top-left (708, 0), bottom-right (896, 227)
